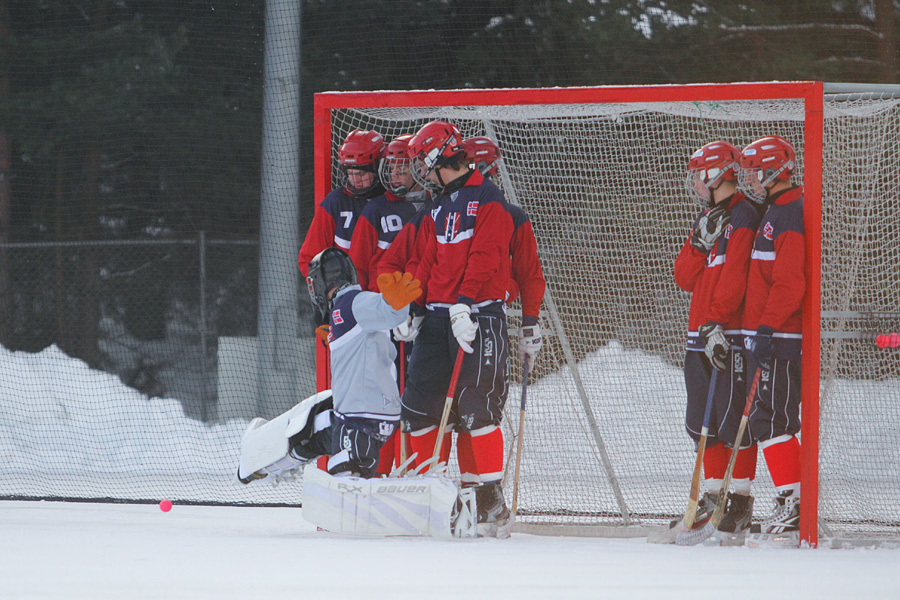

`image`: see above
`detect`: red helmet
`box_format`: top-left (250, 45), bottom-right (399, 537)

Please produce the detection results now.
top-left (407, 121), bottom-right (464, 192)
top-left (738, 135), bottom-right (796, 204)
top-left (338, 130), bottom-right (385, 197)
top-left (379, 134), bottom-right (416, 196)
top-left (685, 140), bottom-right (739, 205)
top-left (463, 136), bottom-right (501, 178)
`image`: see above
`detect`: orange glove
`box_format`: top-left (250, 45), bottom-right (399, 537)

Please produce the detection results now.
top-left (315, 324), bottom-right (331, 346)
top-left (377, 271), bottom-right (423, 310)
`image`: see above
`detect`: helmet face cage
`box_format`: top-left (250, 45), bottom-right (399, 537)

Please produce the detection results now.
top-left (341, 164), bottom-right (380, 197)
top-left (379, 136), bottom-right (416, 196)
top-left (685, 165), bottom-right (736, 206)
top-left (410, 154), bottom-right (445, 194)
top-left (306, 248), bottom-right (357, 324)
top-left (379, 156), bottom-right (412, 196)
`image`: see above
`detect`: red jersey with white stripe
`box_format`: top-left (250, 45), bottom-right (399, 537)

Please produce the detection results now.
top-left (742, 186), bottom-right (805, 359)
top-left (297, 187), bottom-right (372, 277)
top-left (674, 192), bottom-right (760, 351)
top-left (349, 192), bottom-right (419, 292)
top-left (416, 171), bottom-right (514, 315)
top-left (505, 204), bottom-right (545, 327)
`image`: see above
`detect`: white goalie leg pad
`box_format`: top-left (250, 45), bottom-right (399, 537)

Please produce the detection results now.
top-left (301, 464), bottom-right (473, 539)
top-left (237, 390), bottom-right (333, 481)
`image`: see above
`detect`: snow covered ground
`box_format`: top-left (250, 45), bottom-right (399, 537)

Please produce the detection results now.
top-left (3, 500), bottom-right (899, 600)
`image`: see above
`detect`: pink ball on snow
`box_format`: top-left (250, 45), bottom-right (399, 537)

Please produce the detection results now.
top-left (159, 499), bottom-right (173, 512)
top-left (890, 332), bottom-right (900, 349)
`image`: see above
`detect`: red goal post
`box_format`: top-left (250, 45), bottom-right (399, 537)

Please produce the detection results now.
top-left (314, 82), bottom-right (827, 545)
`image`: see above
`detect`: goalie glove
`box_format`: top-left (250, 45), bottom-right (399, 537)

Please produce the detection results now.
top-left (698, 321), bottom-right (728, 371)
top-left (448, 303), bottom-right (478, 354)
top-left (376, 271), bottom-right (423, 310)
top-left (393, 314), bottom-right (424, 343)
top-left (518, 324), bottom-right (542, 363)
top-left (690, 205), bottom-right (731, 253)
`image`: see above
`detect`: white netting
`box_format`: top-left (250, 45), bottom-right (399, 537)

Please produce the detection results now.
top-left (326, 94), bottom-right (900, 539)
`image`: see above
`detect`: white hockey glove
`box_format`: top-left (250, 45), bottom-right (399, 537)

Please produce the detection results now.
top-left (518, 324), bottom-right (542, 363)
top-left (698, 321), bottom-right (729, 371)
top-left (448, 303), bottom-right (478, 354)
top-left (393, 315), bottom-right (424, 343)
top-left (690, 205), bottom-right (731, 253)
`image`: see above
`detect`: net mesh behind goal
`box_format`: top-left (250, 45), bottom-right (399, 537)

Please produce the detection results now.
top-left (323, 93), bottom-right (900, 540)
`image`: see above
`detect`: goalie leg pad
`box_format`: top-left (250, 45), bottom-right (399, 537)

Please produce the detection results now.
top-left (237, 390), bottom-right (333, 482)
top-left (301, 464), bottom-right (473, 539)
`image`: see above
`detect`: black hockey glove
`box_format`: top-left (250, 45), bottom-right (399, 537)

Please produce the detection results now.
top-left (698, 321), bottom-right (729, 371)
top-left (750, 326), bottom-right (775, 371)
top-left (690, 205), bottom-right (731, 254)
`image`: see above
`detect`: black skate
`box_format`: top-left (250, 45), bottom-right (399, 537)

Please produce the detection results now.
top-left (668, 492), bottom-right (718, 530)
top-left (715, 493), bottom-right (754, 546)
top-left (747, 490), bottom-right (800, 547)
top-left (475, 483), bottom-right (511, 538)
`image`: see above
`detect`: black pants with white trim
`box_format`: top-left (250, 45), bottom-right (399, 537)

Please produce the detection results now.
top-left (401, 312), bottom-right (509, 433)
top-left (684, 348), bottom-right (748, 447)
top-left (747, 354), bottom-right (801, 444)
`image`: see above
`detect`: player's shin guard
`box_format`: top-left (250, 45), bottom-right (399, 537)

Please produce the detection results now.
top-left (702, 442), bottom-right (729, 481)
top-left (409, 426), bottom-right (451, 469)
top-left (456, 431), bottom-right (479, 486)
top-left (469, 425), bottom-right (504, 483)
top-left (760, 435), bottom-right (801, 493)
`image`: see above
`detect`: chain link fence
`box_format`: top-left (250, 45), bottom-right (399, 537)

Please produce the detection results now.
top-left (0, 235), bottom-right (317, 423)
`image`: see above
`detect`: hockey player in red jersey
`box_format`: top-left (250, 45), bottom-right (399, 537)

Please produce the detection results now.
top-left (401, 121), bottom-right (521, 537)
top-left (297, 129), bottom-right (385, 277)
top-left (738, 135), bottom-right (805, 540)
top-left (673, 140), bottom-right (762, 537)
top-left (462, 136), bottom-right (545, 371)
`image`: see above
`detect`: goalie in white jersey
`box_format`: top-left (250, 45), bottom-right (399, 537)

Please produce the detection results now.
top-left (238, 247), bottom-right (422, 482)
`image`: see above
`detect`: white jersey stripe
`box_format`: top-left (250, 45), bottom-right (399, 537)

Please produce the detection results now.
top-left (751, 249), bottom-right (776, 261)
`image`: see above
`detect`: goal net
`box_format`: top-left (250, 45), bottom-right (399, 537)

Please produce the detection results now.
top-left (316, 83), bottom-right (900, 544)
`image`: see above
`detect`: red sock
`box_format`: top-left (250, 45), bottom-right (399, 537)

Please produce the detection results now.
top-left (376, 430), bottom-right (396, 475)
top-left (470, 426), bottom-right (504, 483)
top-left (409, 428), bottom-right (451, 468)
top-left (316, 455), bottom-right (329, 471)
top-left (703, 442), bottom-right (729, 480)
top-left (762, 437), bottom-right (801, 490)
top-left (456, 431), bottom-right (478, 484)
top-left (732, 444), bottom-right (758, 481)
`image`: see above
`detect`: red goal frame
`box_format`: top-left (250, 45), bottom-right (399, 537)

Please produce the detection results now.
top-left (313, 82), bottom-right (824, 547)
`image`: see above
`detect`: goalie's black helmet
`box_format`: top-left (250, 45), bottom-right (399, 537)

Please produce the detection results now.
top-left (306, 247), bottom-right (357, 324)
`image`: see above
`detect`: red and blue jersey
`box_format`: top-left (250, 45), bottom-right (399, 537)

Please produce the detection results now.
top-left (416, 171), bottom-right (515, 316)
top-left (349, 192), bottom-right (419, 292)
top-left (742, 186), bottom-right (805, 359)
top-left (674, 192), bottom-right (760, 351)
top-left (505, 204), bottom-right (545, 327)
top-left (298, 187), bottom-right (374, 277)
